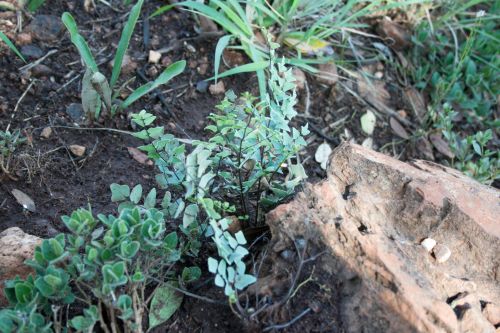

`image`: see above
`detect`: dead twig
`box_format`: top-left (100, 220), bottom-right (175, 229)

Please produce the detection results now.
top-left (19, 49), bottom-right (57, 73)
top-left (7, 80), bottom-right (36, 132)
top-left (262, 307), bottom-right (312, 332)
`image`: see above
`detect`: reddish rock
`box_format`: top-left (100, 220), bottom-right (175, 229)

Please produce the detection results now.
top-left (0, 228), bottom-right (42, 306)
top-left (209, 81), bottom-right (225, 95)
top-left (266, 142), bottom-right (500, 333)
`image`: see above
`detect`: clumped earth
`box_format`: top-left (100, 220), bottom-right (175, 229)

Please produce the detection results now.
top-left (0, 0), bottom-right (497, 332)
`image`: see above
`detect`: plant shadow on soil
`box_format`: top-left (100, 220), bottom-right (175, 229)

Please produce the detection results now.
top-left (0, 0), bottom-right (428, 331)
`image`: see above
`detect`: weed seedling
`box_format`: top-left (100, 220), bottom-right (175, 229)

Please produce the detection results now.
top-left (0, 129), bottom-right (26, 180)
top-left (0, 32), bottom-right (26, 63)
top-left (62, 0), bottom-right (185, 121)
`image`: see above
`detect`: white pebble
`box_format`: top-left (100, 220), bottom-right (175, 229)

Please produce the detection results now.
top-left (148, 50), bottom-right (161, 64)
top-left (433, 244), bottom-right (451, 263)
top-left (421, 238), bottom-right (436, 252)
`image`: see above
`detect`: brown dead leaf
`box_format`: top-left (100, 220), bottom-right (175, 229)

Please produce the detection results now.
top-left (429, 132), bottom-right (455, 159)
top-left (316, 63), bottom-right (338, 85)
top-left (357, 73), bottom-right (390, 111)
top-left (222, 49), bottom-right (245, 68)
top-left (415, 136), bottom-right (435, 161)
top-left (11, 189), bottom-right (36, 212)
top-left (199, 16), bottom-right (218, 33)
top-left (377, 18), bottom-right (411, 51)
top-left (226, 216), bottom-right (242, 235)
top-left (390, 117), bottom-right (409, 139)
top-left (127, 147), bottom-right (153, 166)
top-left (404, 88), bottom-right (426, 123)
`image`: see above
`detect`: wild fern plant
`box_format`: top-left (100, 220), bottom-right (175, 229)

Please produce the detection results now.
top-left (125, 44), bottom-right (308, 302)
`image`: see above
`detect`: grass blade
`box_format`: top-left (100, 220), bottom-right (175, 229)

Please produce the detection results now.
top-left (207, 61), bottom-right (268, 80)
top-left (110, 0), bottom-right (144, 87)
top-left (175, 1), bottom-right (242, 37)
top-left (214, 35), bottom-right (232, 83)
top-left (212, 0), bottom-right (251, 37)
top-left (0, 31), bottom-right (26, 63)
top-left (122, 60), bottom-right (186, 108)
top-left (27, 0), bottom-right (46, 12)
top-left (62, 12), bottom-right (98, 72)
top-left (150, 4), bottom-right (175, 17)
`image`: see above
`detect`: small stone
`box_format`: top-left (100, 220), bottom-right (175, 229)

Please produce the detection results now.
top-left (69, 145), bottom-right (86, 157)
top-left (188, 59), bottom-right (198, 69)
top-left (0, 228), bottom-right (42, 306)
top-left (122, 54), bottom-right (138, 75)
top-left (196, 80), bottom-right (209, 93)
top-left (16, 33), bottom-right (32, 45)
top-left (197, 62), bottom-right (209, 75)
top-left (40, 127), bottom-right (52, 139)
top-left (161, 56), bottom-right (172, 67)
top-left (374, 71), bottom-right (384, 79)
top-left (292, 68), bottom-right (306, 90)
top-left (27, 15), bottom-right (63, 42)
top-left (21, 44), bottom-right (44, 60)
top-left (148, 50), bottom-right (161, 64)
top-left (66, 103), bottom-right (85, 123)
top-left (421, 238), bottom-right (436, 252)
top-left (30, 64), bottom-right (52, 78)
top-left (209, 81), bottom-right (225, 95)
top-left (433, 244), bottom-right (451, 263)
top-left (280, 249), bottom-right (295, 262)
top-left (147, 65), bottom-right (158, 78)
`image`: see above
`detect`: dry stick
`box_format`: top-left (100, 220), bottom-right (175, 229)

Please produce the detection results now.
top-left (304, 80), bottom-right (311, 116)
top-left (98, 300), bottom-right (112, 333)
top-left (48, 117), bottom-right (80, 174)
top-left (262, 308), bottom-right (312, 332)
top-left (307, 122), bottom-right (339, 145)
top-left (6, 80), bottom-right (36, 132)
top-left (19, 49), bottom-right (58, 72)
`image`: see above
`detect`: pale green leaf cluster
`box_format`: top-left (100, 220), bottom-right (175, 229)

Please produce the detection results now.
top-left (0, 206), bottom-right (190, 332)
top-left (433, 104), bottom-right (499, 184)
top-left (0, 129), bottom-right (26, 176)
